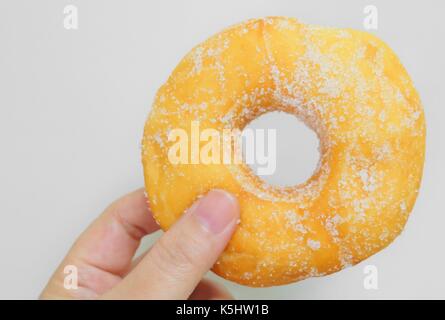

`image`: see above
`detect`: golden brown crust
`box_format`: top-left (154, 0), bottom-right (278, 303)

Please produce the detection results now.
top-left (142, 17), bottom-right (425, 287)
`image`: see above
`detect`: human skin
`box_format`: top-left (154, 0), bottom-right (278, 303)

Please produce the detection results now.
top-left (40, 189), bottom-right (240, 300)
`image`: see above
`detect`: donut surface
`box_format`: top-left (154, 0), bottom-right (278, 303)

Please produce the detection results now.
top-left (142, 17), bottom-right (425, 287)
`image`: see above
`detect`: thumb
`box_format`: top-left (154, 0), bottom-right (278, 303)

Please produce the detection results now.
top-left (103, 189), bottom-right (240, 299)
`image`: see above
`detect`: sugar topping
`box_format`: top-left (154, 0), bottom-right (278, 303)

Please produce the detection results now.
top-left (142, 16), bottom-right (425, 286)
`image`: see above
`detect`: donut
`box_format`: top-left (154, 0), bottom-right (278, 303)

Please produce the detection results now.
top-left (142, 17), bottom-right (425, 287)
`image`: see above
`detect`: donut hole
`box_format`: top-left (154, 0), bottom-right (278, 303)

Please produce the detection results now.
top-left (241, 111), bottom-right (320, 188)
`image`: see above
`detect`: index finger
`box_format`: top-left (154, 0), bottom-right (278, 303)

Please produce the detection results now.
top-left (41, 188), bottom-right (160, 298)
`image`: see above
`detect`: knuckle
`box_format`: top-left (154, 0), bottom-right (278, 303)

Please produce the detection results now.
top-left (150, 232), bottom-right (206, 278)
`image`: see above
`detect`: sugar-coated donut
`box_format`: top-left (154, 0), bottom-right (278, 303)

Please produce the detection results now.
top-left (142, 17), bottom-right (425, 287)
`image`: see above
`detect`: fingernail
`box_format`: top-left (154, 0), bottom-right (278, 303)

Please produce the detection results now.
top-left (192, 189), bottom-right (239, 234)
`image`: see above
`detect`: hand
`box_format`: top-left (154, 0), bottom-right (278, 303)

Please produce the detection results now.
top-left (40, 189), bottom-right (240, 299)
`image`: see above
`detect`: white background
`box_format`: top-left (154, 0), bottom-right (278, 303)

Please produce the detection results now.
top-left (0, 0), bottom-right (444, 299)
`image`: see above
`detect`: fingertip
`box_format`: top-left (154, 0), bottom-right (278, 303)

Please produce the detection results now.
top-left (192, 189), bottom-right (240, 234)
top-left (106, 189), bottom-right (240, 299)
